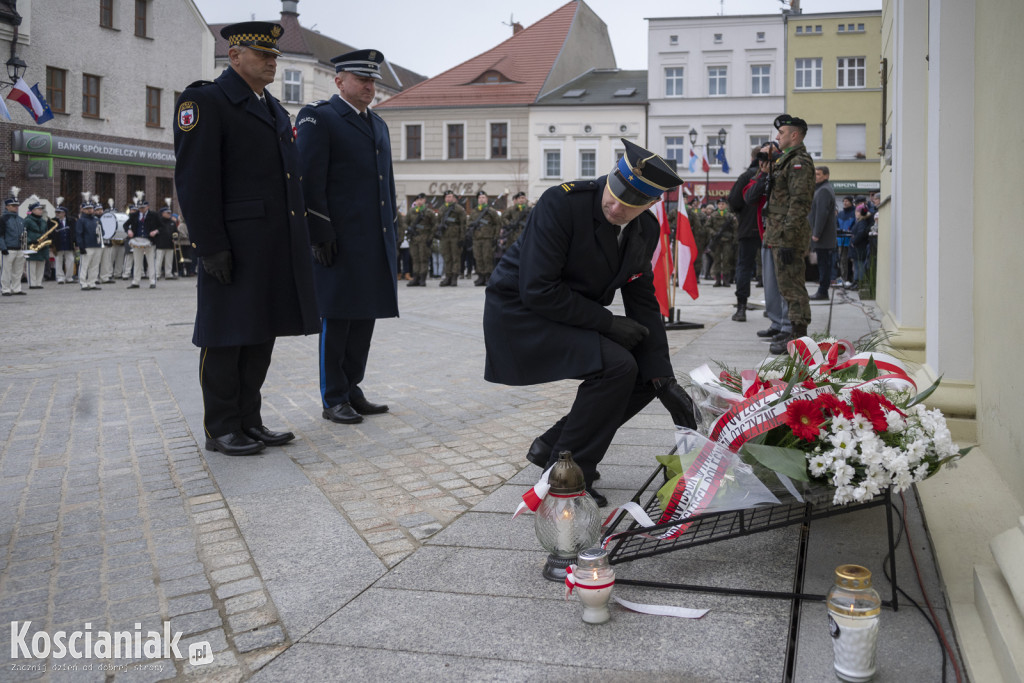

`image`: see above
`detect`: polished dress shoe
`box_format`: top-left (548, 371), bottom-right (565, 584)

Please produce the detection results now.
top-left (757, 327), bottom-right (781, 338)
top-left (586, 485), bottom-right (608, 508)
top-left (205, 432), bottom-right (265, 456)
top-left (350, 397), bottom-right (388, 415)
top-left (242, 425), bottom-right (295, 446)
top-left (322, 403), bottom-right (364, 424)
top-left (810, 292), bottom-right (829, 301)
top-left (525, 437), bottom-right (599, 479)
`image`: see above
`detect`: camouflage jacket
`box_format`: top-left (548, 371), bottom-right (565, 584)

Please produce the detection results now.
top-left (403, 205), bottom-right (436, 243)
top-left (436, 202), bottom-right (468, 240)
top-left (469, 205), bottom-right (501, 241)
top-left (763, 143), bottom-right (815, 249)
top-left (706, 210), bottom-right (737, 246)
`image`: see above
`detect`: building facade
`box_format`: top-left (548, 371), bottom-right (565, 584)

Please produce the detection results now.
top-left (376, 0), bottom-right (616, 210)
top-left (878, 0), bottom-right (1024, 680)
top-left (0, 0), bottom-right (213, 213)
top-left (209, 1), bottom-right (424, 123)
top-left (785, 11), bottom-right (883, 196)
top-left (647, 14), bottom-right (785, 204)
top-left (528, 69), bottom-right (647, 200)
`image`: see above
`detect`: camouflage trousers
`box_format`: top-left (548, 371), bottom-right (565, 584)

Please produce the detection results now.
top-left (711, 241), bottom-right (735, 280)
top-left (472, 238), bottom-right (495, 276)
top-left (441, 237), bottom-right (462, 277)
top-left (772, 248), bottom-right (810, 327)
top-left (409, 238), bottom-right (432, 278)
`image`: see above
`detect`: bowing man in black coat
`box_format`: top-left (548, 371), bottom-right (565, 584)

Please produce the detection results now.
top-left (296, 49), bottom-right (398, 426)
top-left (173, 22), bottom-right (319, 456)
top-left (483, 140), bottom-right (698, 505)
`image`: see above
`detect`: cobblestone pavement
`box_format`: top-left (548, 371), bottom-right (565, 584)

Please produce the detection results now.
top-left (1, 270), bottom-right (890, 680)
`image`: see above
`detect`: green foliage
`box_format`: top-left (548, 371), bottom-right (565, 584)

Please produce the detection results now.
top-left (739, 443), bottom-right (811, 482)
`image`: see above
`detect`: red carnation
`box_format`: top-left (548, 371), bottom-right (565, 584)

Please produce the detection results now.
top-left (850, 389), bottom-right (888, 432)
top-left (802, 378), bottom-right (818, 390)
top-left (817, 393), bottom-right (854, 419)
top-left (784, 399), bottom-right (825, 441)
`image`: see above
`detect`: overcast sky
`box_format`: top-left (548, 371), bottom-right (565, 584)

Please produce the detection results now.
top-left (193, 0), bottom-right (881, 78)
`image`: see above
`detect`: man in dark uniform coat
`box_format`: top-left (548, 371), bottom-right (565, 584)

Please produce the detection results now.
top-left (483, 140), bottom-right (698, 506)
top-left (173, 22), bottom-right (319, 456)
top-left (296, 49), bottom-right (398, 425)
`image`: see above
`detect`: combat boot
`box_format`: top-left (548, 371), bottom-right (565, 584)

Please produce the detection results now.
top-left (406, 275), bottom-right (420, 287)
top-left (713, 275), bottom-right (724, 288)
top-left (731, 301), bottom-right (747, 322)
top-left (439, 275), bottom-right (451, 287)
top-left (475, 274), bottom-right (488, 286)
top-left (473, 273), bottom-right (484, 286)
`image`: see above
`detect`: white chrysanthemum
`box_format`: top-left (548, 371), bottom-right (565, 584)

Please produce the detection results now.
top-left (761, 370), bottom-right (784, 380)
top-left (861, 477), bottom-right (882, 498)
top-left (913, 463), bottom-right (930, 481)
top-left (851, 413), bottom-right (872, 431)
top-left (904, 439), bottom-right (927, 465)
top-left (833, 485), bottom-right (855, 505)
top-left (832, 462), bottom-right (855, 487)
top-left (885, 449), bottom-right (910, 474)
top-left (831, 414), bottom-right (853, 432)
top-left (808, 454), bottom-right (831, 477)
top-left (885, 410), bottom-right (906, 433)
top-left (852, 485), bottom-right (873, 502)
top-left (829, 429), bottom-right (857, 459)
top-left (892, 469), bottom-right (914, 492)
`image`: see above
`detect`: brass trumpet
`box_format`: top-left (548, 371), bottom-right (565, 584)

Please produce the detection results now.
top-left (29, 218), bottom-right (59, 252)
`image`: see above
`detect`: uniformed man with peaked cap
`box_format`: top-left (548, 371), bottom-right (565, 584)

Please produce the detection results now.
top-left (296, 48), bottom-right (398, 425)
top-left (482, 139), bottom-right (699, 506)
top-left (173, 21), bottom-right (319, 456)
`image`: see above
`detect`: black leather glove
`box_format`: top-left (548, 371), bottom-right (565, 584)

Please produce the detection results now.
top-left (1, 249), bottom-right (8, 256)
top-left (312, 240), bottom-right (337, 267)
top-left (604, 315), bottom-right (648, 350)
top-left (202, 250), bottom-right (232, 285)
top-left (653, 377), bottom-right (699, 430)
top-left (777, 247), bottom-right (795, 266)
top-left (79, 247), bottom-right (87, 255)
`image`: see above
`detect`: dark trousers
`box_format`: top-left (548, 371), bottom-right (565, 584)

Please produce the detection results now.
top-left (734, 238), bottom-right (761, 302)
top-left (815, 248), bottom-right (834, 295)
top-left (535, 336), bottom-right (657, 485)
top-left (320, 318), bottom-right (375, 409)
top-left (199, 340), bottom-right (275, 438)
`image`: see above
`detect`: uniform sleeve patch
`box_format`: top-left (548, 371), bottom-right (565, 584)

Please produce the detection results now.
top-left (177, 101), bottom-right (198, 132)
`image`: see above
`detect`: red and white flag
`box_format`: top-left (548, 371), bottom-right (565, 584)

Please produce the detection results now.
top-left (651, 198), bottom-right (673, 317)
top-left (7, 78), bottom-right (53, 123)
top-left (676, 207), bottom-right (700, 300)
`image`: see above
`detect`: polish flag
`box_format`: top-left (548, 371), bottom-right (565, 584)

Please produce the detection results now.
top-left (700, 152), bottom-right (710, 174)
top-left (651, 198), bottom-right (674, 317)
top-left (7, 78), bottom-right (53, 124)
top-left (676, 207), bottom-right (700, 300)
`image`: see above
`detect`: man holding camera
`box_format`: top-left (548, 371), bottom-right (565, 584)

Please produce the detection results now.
top-left (763, 115), bottom-right (815, 354)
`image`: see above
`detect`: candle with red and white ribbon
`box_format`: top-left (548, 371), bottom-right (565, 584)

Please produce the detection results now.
top-left (512, 465), bottom-right (553, 519)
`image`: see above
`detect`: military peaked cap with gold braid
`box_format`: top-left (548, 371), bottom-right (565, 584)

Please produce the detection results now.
top-left (220, 22), bottom-right (284, 57)
top-left (607, 138), bottom-right (684, 208)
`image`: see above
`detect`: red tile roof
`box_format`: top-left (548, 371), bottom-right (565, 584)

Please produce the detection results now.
top-left (377, 1), bottom-right (582, 109)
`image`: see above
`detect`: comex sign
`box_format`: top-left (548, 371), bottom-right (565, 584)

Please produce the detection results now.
top-left (10, 621), bottom-right (212, 668)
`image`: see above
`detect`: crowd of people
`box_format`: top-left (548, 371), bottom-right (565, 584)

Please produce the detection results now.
top-left (0, 195), bottom-right (195, 295)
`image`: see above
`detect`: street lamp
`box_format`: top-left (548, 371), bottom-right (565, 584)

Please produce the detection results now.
top-left (5, 55), bottom-right (26, 83)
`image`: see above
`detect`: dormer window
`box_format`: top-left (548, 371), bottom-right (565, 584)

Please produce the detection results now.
top-left (471, 69), bottom-right (516, 84)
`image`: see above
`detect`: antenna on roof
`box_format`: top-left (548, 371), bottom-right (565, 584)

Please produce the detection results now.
top-left (503, 12), bottom-right (524, 35)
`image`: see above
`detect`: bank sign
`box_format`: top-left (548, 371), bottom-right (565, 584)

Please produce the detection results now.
top-left (12, 130), bottom-right (176, 169)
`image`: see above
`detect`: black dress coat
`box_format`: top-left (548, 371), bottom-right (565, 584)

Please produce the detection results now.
top-left (295, 95), bottom-right (398, 320)
top-left (483, 178), bottom-right (672, 386)
top-left (125, 210), bottom-right (162, 241)
top-left (173, 67), bottom-right (319, 348)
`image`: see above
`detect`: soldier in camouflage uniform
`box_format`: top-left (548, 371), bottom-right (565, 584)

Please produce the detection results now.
top-left (469, 190), bottom-right (501, 286)
top-left (497, 192), bottom-right (530, 260)
top-left (437, 189), bottom-right (467, 287)
top-left (763, 114), bottom-right (816, 354)
top-left (707, 198), bottom-right (738, 287)
top-left (404, 193), bottom-right (435, 287)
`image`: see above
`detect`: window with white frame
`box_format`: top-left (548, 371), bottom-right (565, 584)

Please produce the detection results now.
top-left (750, 134), bottom-right (770, 151)
top-left (836, 124), bottom-right (867, 159)
top-left (795, 58), bottom-right (822, 89)
top-left (579, 149), bottom-right (597, 178)
top-left (669, 34), bottom-right (678, 45)
top-left (446, 123), bottom-right (464, 159)
top-left (804, 125), bottom-right (823, 159)
top-left (837, 57), bottom-right (866, 88)
top-left (490, 122), bottom-right (508, 159)
top-left (283, 69), bottom-right (302, 103)
top-left (544, 149), bottom-right (561, 178)
top-left (708, 66), bottom-right (727, 96)
top-left (706, 135), bottom-right (723, 167)
top-left (665, 67), bottom-right (684, 97)
top-left (405, 124), bottom-right (422, 160)
top-left (751, 64), bottom-right (770, 95)
top-left (665, 137), bottom-right (686, 167)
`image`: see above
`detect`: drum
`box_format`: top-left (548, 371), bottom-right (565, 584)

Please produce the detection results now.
top-left (100, 212), bottom-right (117, 245)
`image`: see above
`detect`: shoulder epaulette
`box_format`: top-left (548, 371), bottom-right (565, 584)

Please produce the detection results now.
top-left (186, 80), bottom-right (214, 89)
top-left (309, 100), bottom-right (329, 108)
top-left (559, 180), bottom-right (598, 194)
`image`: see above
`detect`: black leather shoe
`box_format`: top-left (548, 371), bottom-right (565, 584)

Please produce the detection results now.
top-left (757, 327), bottom-right (781, 338)
top-left (586, 485), bottom-right (608, 508)
top-left (350, 397), bottom-right (388, 415)
top-left (526, 436), bottom-right (552, 469)
top-left (242, 425), bottom-right (295, 446)
top-left (322, 403), bottom-right (364, 424)
top-left (810, 292), bottom-right (829, 300)
top-left (772, 330), bottom-right (791, 343)
top-left (205, 432), bottom-right (265, 456)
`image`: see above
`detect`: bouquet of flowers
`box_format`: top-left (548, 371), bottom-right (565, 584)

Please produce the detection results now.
top-left (655, 334), bottom-right (970, 523)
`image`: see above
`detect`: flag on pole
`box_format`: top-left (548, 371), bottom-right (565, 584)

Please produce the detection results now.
top-left (7, 79), bottom-right (54, 124)
top-left (700, 152), bottom-right (710, 174)
top-left (716, 146), bottom-right (730, 174)
top-left (651, 198), bottom-right (674, 318)
top-left (676, 206), bottom-right (700, 300)
top-left (0, 95), bottom-right (11, 121)
top-left (688, 148), bottom-right (698, 174)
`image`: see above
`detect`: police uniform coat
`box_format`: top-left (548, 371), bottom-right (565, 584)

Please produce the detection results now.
top-left (483, 178), bottom-right (672, 387)
top-left (173, 66), bottom-right (319, 348)
top-left (295, 95), bottom-right (398, 320)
